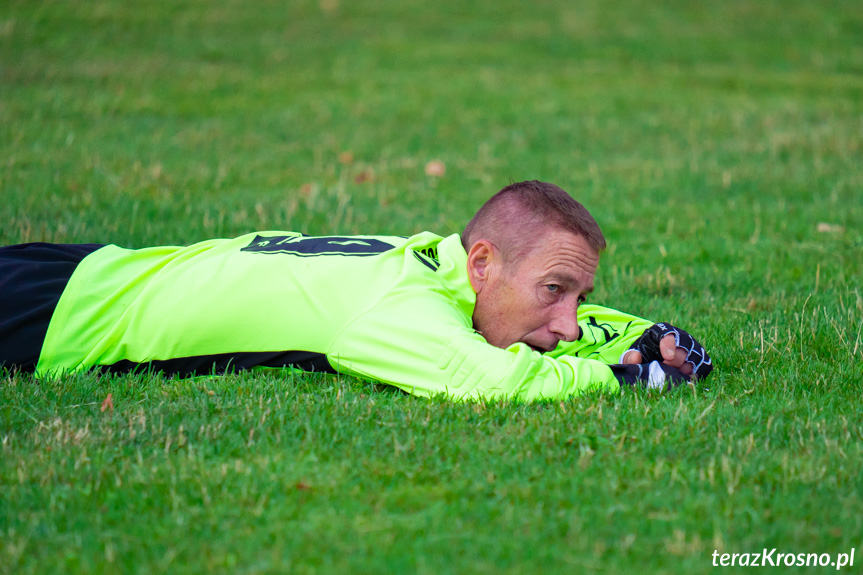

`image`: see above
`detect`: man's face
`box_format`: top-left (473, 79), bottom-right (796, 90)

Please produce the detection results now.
top-left (468, 227), bottom-right (599, 352)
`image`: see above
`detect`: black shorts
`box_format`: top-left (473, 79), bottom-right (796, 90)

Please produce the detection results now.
top-left (0, 242), bottom-right (104, 372)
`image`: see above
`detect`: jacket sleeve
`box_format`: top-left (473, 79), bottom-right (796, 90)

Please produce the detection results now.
top-left (549, 303), bottom-right (655, 364)
top-left (326, 295), bottom-right (620, 402)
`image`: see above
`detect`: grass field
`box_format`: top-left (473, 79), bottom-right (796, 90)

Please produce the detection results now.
top-left (2, 0), bottom-right (862, 573)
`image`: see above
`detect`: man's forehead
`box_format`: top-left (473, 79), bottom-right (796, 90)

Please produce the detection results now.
top-left (534, 232), bottom-right (599, 269)
top-left (507, 228), bottom-right (598, 285)
top-left (542, 248), bottom-right (599, 270)
top-left (518, 235), bottom-right (595, 288)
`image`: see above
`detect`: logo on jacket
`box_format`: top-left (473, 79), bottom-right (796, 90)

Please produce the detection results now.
top-left (241, 235), bottom-right (396, 257)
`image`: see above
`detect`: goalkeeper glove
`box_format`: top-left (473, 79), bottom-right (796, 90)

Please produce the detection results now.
top-left (625, 323), bottom-right (713, 379)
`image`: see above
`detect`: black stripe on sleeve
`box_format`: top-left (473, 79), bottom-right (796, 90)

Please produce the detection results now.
top-left (96, 350), bottom-right (336, 378)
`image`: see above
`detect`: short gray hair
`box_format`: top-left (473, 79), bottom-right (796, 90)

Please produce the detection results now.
top-left (461, 180), bottom-right (606, 260)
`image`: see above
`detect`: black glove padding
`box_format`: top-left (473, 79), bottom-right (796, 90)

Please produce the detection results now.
top-left (628, 323), bottom-right (713, 379)
top-left (609, 361), bottom-right (690, 390)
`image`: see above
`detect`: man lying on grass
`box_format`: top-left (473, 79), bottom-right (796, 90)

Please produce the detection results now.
top-left (0, 180), bottom-right (711, 399)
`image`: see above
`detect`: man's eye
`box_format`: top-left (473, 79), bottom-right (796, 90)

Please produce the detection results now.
top-left (547, 284), bottom-right (561, 293)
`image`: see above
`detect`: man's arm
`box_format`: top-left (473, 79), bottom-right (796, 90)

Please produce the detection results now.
top-left (327, 296), bottom-right (622, 402)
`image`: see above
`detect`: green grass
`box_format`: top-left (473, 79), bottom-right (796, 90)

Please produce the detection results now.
top-left (1, 0), bottom-right (862, 573)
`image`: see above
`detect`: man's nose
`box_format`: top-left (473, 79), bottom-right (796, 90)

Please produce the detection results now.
top-left (549, 307), bottom-right (580, 342)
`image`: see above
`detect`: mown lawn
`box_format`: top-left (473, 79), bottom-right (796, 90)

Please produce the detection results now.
top-left (1, 0), bottom-right (862, 573)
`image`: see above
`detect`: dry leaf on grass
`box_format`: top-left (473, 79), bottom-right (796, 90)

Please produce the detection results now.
top-left (354, 170), bottom-right (373, 184)
top-left (817, 222), bottom-right (845, 233)
top-left (425, 160), bottom-right (446, 177)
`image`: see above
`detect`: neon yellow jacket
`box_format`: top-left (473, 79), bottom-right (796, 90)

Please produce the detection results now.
top-left (37, 231), bottom-right (652, 401)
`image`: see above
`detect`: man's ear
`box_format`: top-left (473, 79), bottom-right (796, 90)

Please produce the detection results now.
top-left (466, 240), bottom-right (497, 294)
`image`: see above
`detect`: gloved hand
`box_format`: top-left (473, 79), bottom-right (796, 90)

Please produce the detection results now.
top-left (621, 323), bottom-right (713, 379)
top-left (609, 361), bottom-right (690, 390)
